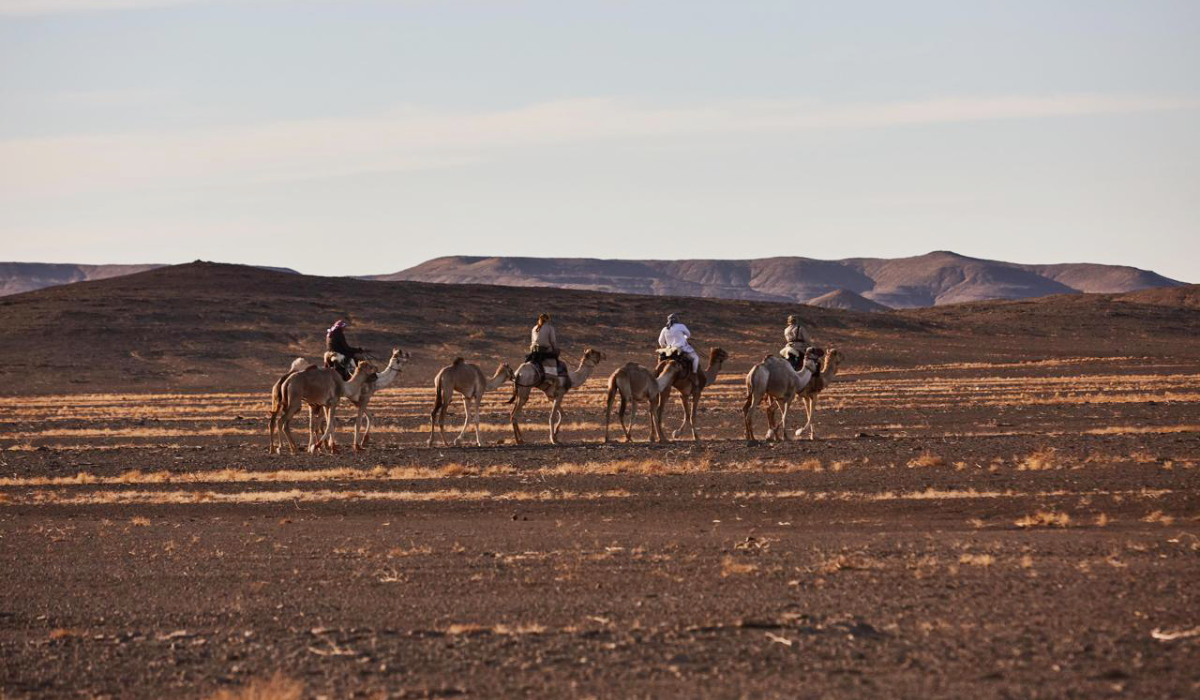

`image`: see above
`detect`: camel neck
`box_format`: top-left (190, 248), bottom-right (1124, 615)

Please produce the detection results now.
top-left (372, 363), bottom-right (401, 389)
top-left (567, 361), bottom-right (594, 387)
top-left (486, 369), bottom-right (509, 391)
top-left (657, 367), bottom-right (679, 392)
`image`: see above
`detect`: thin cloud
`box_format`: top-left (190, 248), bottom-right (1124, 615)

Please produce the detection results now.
top-left (1, 0), bottom-right (205, 13)
top-left (1, 94), bottom-right (1196, 198)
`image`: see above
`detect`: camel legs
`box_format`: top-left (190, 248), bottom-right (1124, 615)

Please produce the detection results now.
top-left (688, 392), bottom-right (701, 441)
top-left (268, 409), bottom-right (279, 454)
top-left (603, 385), bottom-right (618, 443)
top-left (352, 407), bottom-right (364, 453)
top-left (509, 388), bottom-right (531, 445)
top-left (651, 395), bottom-right (666, 443)
top-left (454, 396), bottom-right (472, 445)
top-left (279, 401), bottom-right (304, 454)
top-left (776, 401), bottom-right (791, 441)
top-left (360, 410), bottom-right (373, 447)
top-left (794, 395), bottom-right (817, 440)
top-left (313, 405), bottom-right (338, 453)
top-left (742, 391), bottom-right (760, 442)
top-left (472, 397), bottom-right (484, 447)
top-left (671, 392), bottom-right (690, 440)
top-left (549, 394), bottom-right (565, 444)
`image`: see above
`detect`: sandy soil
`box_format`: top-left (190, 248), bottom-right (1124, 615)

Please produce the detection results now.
top-left (2, 354), bottom-right (1199, 699)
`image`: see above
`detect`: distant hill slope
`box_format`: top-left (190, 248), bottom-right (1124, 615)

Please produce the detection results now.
top-left (0, 261), bottom-right (303, 296)
top-left (0, 263), bottom-right (1197, 394)
top-left (807, 289), bottom-right (891, 312)
top-left (377, 251), bottom-right (1183, 308)
top-left (0, 263), bottom-right (164, 296)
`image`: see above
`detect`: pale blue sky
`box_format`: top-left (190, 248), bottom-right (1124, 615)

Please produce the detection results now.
top-left (1, 0), bottom-right (1197, 281)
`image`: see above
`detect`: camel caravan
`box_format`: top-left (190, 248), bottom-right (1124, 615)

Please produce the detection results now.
top-left (267, 313), bottom-right (840, 453)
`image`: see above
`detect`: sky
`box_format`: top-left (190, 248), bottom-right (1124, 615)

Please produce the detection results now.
top-left (1, 1), bottom-right (1197, 281)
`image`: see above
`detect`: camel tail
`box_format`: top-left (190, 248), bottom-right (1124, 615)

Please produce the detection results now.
top-left (269, 372), bottom-right (291, 416)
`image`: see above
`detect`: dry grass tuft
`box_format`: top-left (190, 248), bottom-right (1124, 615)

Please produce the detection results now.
top-left (907, 452), bottom-right (945, 468)
top-left (1018, 448), bottom-right (1058, 471)
top-left (1015, 510), bottom-right (1071, 528)
top-left (720, 556), bottom-right (759, 576)
top-left (813, 552), bottom-right (886, 574)
top-left (958, 553), bottom-right (994, 567)
top-left (130, 516), bottom-right (151, 527)
top-left (784, 458), bottom-right (823, 473)
top-left (1142, 510), bottom-right (1175, 526)
top-left (1094, 513), bottom-right (1111, 527)
top-left (204, 673), bottom-right (303, 700)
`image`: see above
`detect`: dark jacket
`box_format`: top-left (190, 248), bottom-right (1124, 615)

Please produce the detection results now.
top-left (326, 328), bottom-right (362, 359)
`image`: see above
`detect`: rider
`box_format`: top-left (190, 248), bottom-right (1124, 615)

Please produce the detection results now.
top-left (658, 313), bottom-right (700, 374)
top-left (528, 313), bottom-right (558, 362)
top-left (783, 314), bottom-right (819, 371)
top-left (326, 319), bottom-right (365, 379)
top-left (527, 313), bottom-right (566, 381)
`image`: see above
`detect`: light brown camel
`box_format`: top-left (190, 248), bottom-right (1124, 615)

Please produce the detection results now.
top-left (742, 350), bottom-right (819, 442)
top-left (793, 347), bottom-right (843, 440)
top-left (339, 348), bottom-right (409, 450)
top-left (655, 347), bottom-right (729, 441)
top-left (271, 361), bottom-right (374, 454)
top-left (604, 360), bottom-right (684, 443)
top-left (268, 348), bottom-right (408, 453)
top-left (507, 348), bottom-right (605, 445)
top-left (428, 358), bottom-right (516, 447)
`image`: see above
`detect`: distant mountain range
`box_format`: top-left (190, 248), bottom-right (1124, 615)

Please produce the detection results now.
top-left (0, 263), bottom-right (165, 297)
top-left (0, 262), bottom-right (297, 297)
top-left (1, 252), bottom-right (1184, 308)
top-left (373, 251), bottom-right (1185, 309)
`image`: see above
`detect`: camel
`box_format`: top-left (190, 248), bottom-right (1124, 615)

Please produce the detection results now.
top-left (604, 359), bottom-right (685, 443)
top-left (338, 348), bottom-right (409, 450)
top-left (271, 361), bottom-right (374, 454)
top-left (655, 347), bottom-right (729, 441)
top-left (742, 350), bottom-right (820, 442)
top-left (507, 348), bottom-right (605, 445)
top-left (268, 348), bottom-right (408, 453)
top-left (428, 358), bottom-right (516, 447)
top-left (793, 347), bottom-right (843, 440)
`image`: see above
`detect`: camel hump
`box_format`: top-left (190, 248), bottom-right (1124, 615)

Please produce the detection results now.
top-left (452, 357), bottom-right (464, 366)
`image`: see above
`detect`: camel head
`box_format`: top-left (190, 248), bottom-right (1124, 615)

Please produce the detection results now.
top-left (388, 347), bottom-right (410, 368)
top-left (824, 347), bottom-right (842, 371)
top-left (709, 347), bottom-right (729, 365)
top-left (582, 348), bottom-right (606, 366)
top-left (498, 363), bottom-right (516, 381)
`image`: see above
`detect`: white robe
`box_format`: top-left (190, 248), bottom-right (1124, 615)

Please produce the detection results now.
top-left (658, 323), bottom-right (699, 372)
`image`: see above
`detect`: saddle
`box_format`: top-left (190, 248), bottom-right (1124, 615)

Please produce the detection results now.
top-left (782, 345), bottom-right (824, 374)
top-left (526, 349), bottom-right (570, 389)
top-left (655, 347), bottom-right (693, 381)
top-left (324, 351), bottom-right (357, 381)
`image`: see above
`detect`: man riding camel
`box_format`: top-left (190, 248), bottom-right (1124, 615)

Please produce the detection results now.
top-left (528, 313), bottom-right (558, 362)
top-left (658, 313), bottom-right (700, 374)
top-left (782, 314), bottom-right (819, 371)
top-left (526, 313), bottom-right (568, 381)
top-left (326, 319), bottom-right (366, 380)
